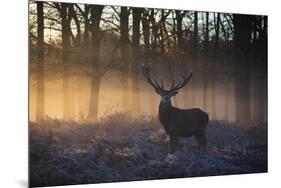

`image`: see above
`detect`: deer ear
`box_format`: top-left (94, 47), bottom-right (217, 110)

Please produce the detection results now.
top-left (171, 90), bottom-right (179, 96)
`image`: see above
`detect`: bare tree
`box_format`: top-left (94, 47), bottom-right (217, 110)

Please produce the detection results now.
top-left (210, 13), bottom-right (221, 119)
top-left (193, 11), bottom-right (198, 62)
top-left (36, 1), bottom-right (45, 121)
top-left (233, 14), bottom-right (253, 123)
top-left (204, 12), bottom-right (209, 55)
top-left (142, 9), bottom-right (150, 53)
top-left (214, 13), bottom-right (220, 60)
top-left (131, 8), bottom-right (142, 113)
top-left (203, 12), bottom-right (209, 110)
top-left (61, 3), bottom-right (75, 120)
top-left (159, 10), bottom-right (170, 52)
top-left (175, 10), bottom-right (185, 48)
top-left (150, 9), bottom-right (158, 51)
top-left (88, 5), bottom-right (104, 120)
top-left (120, 7), bottom-right (130, 111)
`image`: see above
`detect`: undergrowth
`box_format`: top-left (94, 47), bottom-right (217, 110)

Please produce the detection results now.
top-left (29, 112), bottom-right (267, 187)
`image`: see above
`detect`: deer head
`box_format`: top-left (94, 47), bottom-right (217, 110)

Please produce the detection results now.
top-left (142, 64), bottom-right (192, 104)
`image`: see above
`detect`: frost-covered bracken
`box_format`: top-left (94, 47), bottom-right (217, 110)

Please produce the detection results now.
top-left (29, 113), bottom-right (267, 187)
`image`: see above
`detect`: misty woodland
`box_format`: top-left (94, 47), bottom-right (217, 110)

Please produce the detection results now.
top-left (29, 1), bottom-right (267, 187)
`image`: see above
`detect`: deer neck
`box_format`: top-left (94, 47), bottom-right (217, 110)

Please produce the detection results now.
top-left (159, 101), bottom-right (173, 126)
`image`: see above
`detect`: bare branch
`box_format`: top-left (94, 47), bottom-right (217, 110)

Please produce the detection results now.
top-left (111, 6), bottom-right (120, 17)
top-left (53, 2), bottom-right (62, 14)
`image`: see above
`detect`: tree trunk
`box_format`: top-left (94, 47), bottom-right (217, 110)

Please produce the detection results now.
top-left (36, 1), bottom-right (45, 122)
top-left (214, 13), bottom-right (220, 61)
top-left (253, 75), bottom-right (266, 123)
top-left (83, 5), bottom-right (90, 47)
top-left (88, 5), bottom-right (104, 120)
top-left (88, 73), bottom-right (101, 119)
top-left (80, 5), bottom-right (91, 71)
top-left (142, 9), bottom-right (150, 52)
top-left (61, 3), bottom-right (74, 120)
top-left (172, 11), bottom-right (177, 45)
top-left (233, 14), bottom-right (253, 124)
top-left (120, 7), bottom-right (130, 112)
top-left (203, 12), bottom-right (209, 110)
top-left (219, 15), bottom-right (227, 42)
top-left (131, 8), bottom-right (142, 114)
top-left (189, 11), bottom-right (198, 107)
top-left (234, 63), bottom-right (251, 123)
top-left (204, 12), bottom-right (209, 55)
top-left (159, 10), bottom-right (165, 52)
top-left (224, 80), bottom-right (229, 121)
top-left (193, 11), bottom-right (198, 62)
top-left (261, 16), bottom-right (268, 123)
top-left (175, 10), bottom-right (184, 48)
top-left (167, 62), bottom-right (179, 107)
top-left (211, 13), bottom-right (220, 119)
top-left (150, 9), bottom-right (157, 51)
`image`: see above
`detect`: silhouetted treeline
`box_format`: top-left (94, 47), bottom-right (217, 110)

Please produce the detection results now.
top-left (29, 1), bottom-right (267, 124)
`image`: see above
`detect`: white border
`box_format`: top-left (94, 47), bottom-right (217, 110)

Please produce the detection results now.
top-left (1, 0), bottom-right (280, 188)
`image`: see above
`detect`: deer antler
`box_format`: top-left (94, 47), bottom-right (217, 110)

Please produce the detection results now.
top-left (142, 64), bottom-right (192, 92)
top-left (169, 70), bottom-right (193, 92)
top-left (142, 64), bottom-right (165, 90)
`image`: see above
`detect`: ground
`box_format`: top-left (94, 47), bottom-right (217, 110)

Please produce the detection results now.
top-left (29, 112), bottom-right (267, 187)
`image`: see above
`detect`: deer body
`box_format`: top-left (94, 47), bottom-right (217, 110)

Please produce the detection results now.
top-left (159, 104), bottom-right (208, 137)
top-left (142, 65), bottom-right (209, 154)
top-left (159, 102), bottom-right (209, 153)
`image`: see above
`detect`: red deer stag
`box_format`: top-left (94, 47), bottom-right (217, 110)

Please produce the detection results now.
top-left (142, 65), bottom-right (209, 154)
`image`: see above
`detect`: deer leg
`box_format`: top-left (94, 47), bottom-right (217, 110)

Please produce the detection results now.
top-left (194, 132), bottom-right (206, 152)
top-left (200, 133), bottom-right (207, 152)
top-left (194, 134), bottom-right (201, 149)
top-left (169, 135), bottom-right (179, 154)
